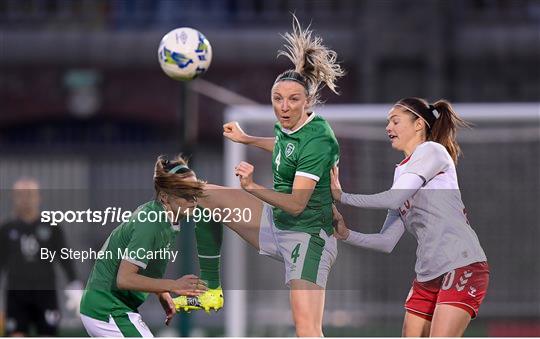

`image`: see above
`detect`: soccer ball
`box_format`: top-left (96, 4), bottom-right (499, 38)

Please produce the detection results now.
top-left (158, 27), bottom-right (212, 81)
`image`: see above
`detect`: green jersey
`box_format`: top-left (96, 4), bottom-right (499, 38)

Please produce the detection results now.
top-left (272, 114), bottom-right (339, 235)
top-left (80, 201), bottom-right (180, 321)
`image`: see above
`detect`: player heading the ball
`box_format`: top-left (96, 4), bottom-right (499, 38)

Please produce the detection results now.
top-left (191, 14), bottom-right (344, 337)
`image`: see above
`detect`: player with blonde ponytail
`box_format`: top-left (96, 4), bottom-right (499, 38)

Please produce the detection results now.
top-left (276, 15), bottom-right (344, 106)
top-left (191, 15), bottom-right (344, 336)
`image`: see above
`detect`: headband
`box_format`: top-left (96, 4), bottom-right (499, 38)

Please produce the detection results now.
top-left (274, 71), bottom-right (308, 89)
top-left (276, 77), bottom-right (306, 85)
top-left (169, 164), bottom-right (189, 174)
top-left (394, 103), bottom-right (440, 129)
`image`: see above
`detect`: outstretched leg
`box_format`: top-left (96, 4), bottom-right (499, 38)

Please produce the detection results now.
top-left (198, 183), bottom-right (263, 249)
top-left (195, 217), bottom-right (222, 289)
top-left (179, 186), bottom-right (263, 313)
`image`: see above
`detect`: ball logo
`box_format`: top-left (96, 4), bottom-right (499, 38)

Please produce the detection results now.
top-left (285, 143), bottom-right (295, 157)
top-left (162, 47), bottom-right (193, 69)
top-left (178, 31), bottom-right (188, 45)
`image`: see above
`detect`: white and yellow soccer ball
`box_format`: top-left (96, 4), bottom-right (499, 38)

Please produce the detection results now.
top-left (158, 27), bottom-right (212, 81)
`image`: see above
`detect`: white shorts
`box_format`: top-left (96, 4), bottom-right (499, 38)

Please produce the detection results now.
top-left (80, 312), bottom-right (153, 337)
top-left (258, 203), bottom-right (338, 288)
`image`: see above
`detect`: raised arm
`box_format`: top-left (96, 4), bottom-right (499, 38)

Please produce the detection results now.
top-left (333, 206), bottom-right (405, 254)
top-left (235, 161), bottom-right (315, 216)
top-left (223, 121), bottom-right (275, 152)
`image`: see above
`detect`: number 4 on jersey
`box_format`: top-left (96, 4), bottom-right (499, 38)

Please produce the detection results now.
top-left (291, 243), bottom-right (301, 264)
top-left (275, 149), bottom-right (281, 171)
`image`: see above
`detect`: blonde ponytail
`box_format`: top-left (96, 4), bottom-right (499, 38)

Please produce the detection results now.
top-left (275, 15), bottom-right (345, 106)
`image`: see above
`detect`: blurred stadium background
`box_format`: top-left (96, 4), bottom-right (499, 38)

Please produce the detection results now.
top-left (0, 0), bottom-right (539, 337)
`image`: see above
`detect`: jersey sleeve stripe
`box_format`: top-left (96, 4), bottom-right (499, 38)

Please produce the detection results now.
top-left (295, 171), bottom-right (320, 182)
top-left (124, 257), bottom-right (147, 269)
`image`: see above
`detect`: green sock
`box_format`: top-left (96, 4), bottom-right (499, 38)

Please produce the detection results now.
top-left (195, 217), bottom-right (223, 289)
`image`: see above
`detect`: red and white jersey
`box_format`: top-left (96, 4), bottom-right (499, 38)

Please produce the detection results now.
top-left (394, 141), bottom-right (487, 282)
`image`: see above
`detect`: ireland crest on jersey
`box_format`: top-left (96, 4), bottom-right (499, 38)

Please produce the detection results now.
top-left (285, 143), bottom-right (295, 157)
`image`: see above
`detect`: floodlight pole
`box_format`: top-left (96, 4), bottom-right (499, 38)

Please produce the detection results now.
top-left (177, 81), bottom-right (195, 337)
top-left (178, 79), bottom-right (258, 337)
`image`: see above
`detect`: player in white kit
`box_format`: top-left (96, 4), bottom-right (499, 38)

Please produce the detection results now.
top-left (331, 97), bottom-right (489, 337)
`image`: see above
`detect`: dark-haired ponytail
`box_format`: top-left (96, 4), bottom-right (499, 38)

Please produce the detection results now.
top-left (395, 97), bottom-right (470, 164)
top-left (430, 100), bottom-right (470, 164)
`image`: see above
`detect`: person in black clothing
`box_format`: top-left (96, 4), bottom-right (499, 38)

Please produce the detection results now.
top-left (0, 178), bottom-right (81, 336)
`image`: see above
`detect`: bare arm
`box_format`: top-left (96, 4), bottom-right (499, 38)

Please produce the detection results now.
top-left (235, 161), bottom-right (316, 216)
top-left (244, 136), bottom-right (275, 152)
top-left (223, 121), bottom-right (275, 152)
top-left (116, 260), bottom-right (207, 296)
